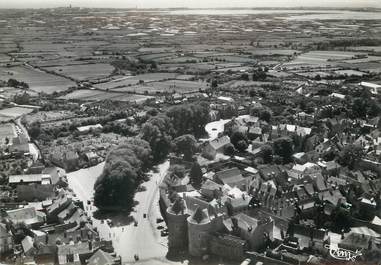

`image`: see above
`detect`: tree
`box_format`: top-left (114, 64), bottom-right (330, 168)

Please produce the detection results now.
top-left (172, 134), bottom-right (197, 161)
top-left (223, 143), bottom-right (235, 156)
top-left (236, 140), bottom-right (248, 152)
top-left (339, 144), bottom-right (364, 169)
top-left (259, 109), bottom-right (272, 123)
top-left (230, 131), bottom-right (248, 152)
top-left (166, 102), bottom-right (209, 137)
top-left (260, 145), bottom-right (273, 164)
top-left (190, 162), bottom-right (203, 189)
top-left (93, 139), bottom-right (152, 212)
top-left (142, 115), bottom-right (173, 162)
top-left (94, 160), bottom-right (138, 211)
top-left (14, 92), bottom-right (30, 105)
top-left (273, 137), bottom-right (294, 163)
top-left (29, 122), bottom-right (41, 139)
top-left (240, 73), bottom-right (249, 81)
top-left (252, 69), bottom-right (266, 81)
top-left (211, 79), bottom-right (218, 89)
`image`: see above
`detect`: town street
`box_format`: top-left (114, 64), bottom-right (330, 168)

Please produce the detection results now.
top-left (66, 160), bottom-right (171, 264)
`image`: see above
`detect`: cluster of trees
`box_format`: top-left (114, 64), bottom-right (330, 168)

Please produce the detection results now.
top-left (230, 131), bottom-right (249, 152)
top-left (111, 58), bottom-right (157, 75)
top-left (338, 144), bottom-right (365, 170)
top-left (7, 78), bottom-right (29, 89)
top-left (13, 92), bottom-right (30, 105)
top-left (142, 115), bottom-right (174, 162)
top-left (166, 102), bottom-right (210, 137)
top-left (252, 68), bottom-right (267, 81)
top-left (93, 138), bottom-right (152, 211)
top-left (273, 137), bottom-right (294, 164)
top-left (172, 134), bottom-right (197, 161)
top-left (142, 102), bottom-right (210, 162)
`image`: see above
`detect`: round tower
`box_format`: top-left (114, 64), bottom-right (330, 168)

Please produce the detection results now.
top-left (166, 197), bottom-right (188, 253)
top-left (187, 206), bottom-right (212, 257)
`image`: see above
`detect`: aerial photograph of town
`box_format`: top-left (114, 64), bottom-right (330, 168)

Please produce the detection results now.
top-left (0, 0), bottom-right (380, 264)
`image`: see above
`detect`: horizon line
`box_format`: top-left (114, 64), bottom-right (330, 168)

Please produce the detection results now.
top-left (1, 6), bottom-right (380, 10)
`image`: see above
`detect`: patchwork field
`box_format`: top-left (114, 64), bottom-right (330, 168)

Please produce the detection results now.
top-left (0, 66), bottom-right (76, 94)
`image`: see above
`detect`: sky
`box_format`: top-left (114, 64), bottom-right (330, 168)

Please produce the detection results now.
top-left (0, 0), bottom-right (380, 9)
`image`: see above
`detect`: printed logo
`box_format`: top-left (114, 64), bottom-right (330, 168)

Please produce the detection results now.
top-left (324, 245), bottom-right (362, 262)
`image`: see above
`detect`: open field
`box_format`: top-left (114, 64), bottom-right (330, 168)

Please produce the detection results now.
top-left (0, 123), bottom-right (16, 143)
top-left (43, 63), bottom-right (115, 81)
top-left (0, 66), bottom-right (76, 94)
top-left (59, 89), bottom-right (153, 103)
top-left (0, 86), bottom-right (38, 99)
top-left (112, 80), bottom-right (207, 94)
top-left (24, 110), bottom-right (77, 126)
top-left (94, 72), bottom-right (187, 90)
top-left (0, 107), bottom-right (34, 119)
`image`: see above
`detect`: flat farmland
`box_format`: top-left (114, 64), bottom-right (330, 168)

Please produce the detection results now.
top-left (94, 73), bottom-right (179, 90)
top-left (144, 80), bottom-right (207, 93)
top-left (0, 66), bottom-right (76, 94)
top-left (0, 87), bottom-right (38, 98)
top-left (59, 89), bottom-right (153, 103)
top-left (335, 69), bottom-right (366, 76)
top-left (341, 56), bottom-right (381, 64)
top-left (112, 80), bottom-right (207, 94)
top-left (288, 51), bottom-right (366, 66)
top-left (139, 52), bottom-right (176, 61)
top-left (0, 123), bottom-right (17, 143)
top-left (0, 107), bottom-right (34, 119)
top-left (43, 63), bottom-right (115, 81)
top-left (59, 89), bottom-right (105, 100)
top-left (0, 53), bottom-right (11, 63)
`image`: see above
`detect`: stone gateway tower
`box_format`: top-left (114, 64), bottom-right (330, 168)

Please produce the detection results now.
top-left (166, 197), bottom-right (188, 253)
top-left (187, 206), bottom-right (213, 257)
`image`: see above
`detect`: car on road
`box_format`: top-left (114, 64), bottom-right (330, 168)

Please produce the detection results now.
top-left (156, 218), bottom-right (164, 223)
top-left (106, 219), bottom-right (113, 226)
top-left (160, 230), bottom-right (168, 237)
top-left (143, 213), bottom-right (147, 218)
top-left (157, 225), bottom-right (164, 230)
top-left (134, 221), bottom-right (138, 227)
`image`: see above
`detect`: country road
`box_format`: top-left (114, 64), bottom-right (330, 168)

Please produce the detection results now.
top-left (66, 160), bottom-right (172, 264)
